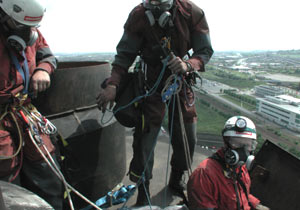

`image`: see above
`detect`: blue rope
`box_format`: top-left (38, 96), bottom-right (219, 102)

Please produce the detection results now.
top-left (95, 56), bottom-right (170, 208)
top-left (113, 56), bottom-right (170, 115)
top-left (99, 58), bottom-right (184, 209)
top-left (101, 56), bottom-right (170, 125)
top-left (163, 92), bottom-right (176, 208)
top-left (128, 73), bottom-right (182, 208)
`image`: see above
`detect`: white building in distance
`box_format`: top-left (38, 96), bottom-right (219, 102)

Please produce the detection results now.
top-left (256, 95), bottom-right (300, 133)
top-left (255, 85), bottom-right (285, 97)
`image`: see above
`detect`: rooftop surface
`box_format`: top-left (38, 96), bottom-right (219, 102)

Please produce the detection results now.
top-left (113, 129), bottom-right (214, 210)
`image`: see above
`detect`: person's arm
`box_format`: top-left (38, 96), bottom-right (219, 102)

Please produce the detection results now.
top-left (30, 29), bottom-right (56, 97)
top-left (187, 168), bottom-right (218, 210)
top-left (97, 5), bottom-right (144, 111)
top-left (186, 2), bottom-right (213, 72)
top-left (34, 29), bottom-right (57, 75)
top-left (248, 194), bottom-right (270, 210)
top-left (106, 30), bottom-right (143, 87)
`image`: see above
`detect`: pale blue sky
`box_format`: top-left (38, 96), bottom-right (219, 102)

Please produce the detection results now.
top-left (39, 0), bottom-right (300, 53)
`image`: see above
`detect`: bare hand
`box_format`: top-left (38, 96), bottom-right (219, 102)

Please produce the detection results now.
top-left (30, 70), bottom-right (50, 98)
top-left (96, 85), bottom-right (116, 113)
top-left (167, 56), bottom-right (189, 74)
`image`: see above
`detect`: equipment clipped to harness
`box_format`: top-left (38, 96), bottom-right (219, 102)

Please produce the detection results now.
top-left (161, 74), bottom-right (182, 103)
top-left (81, 184), bottom-right (136, 210)
top-left (110, 56), bottom-right (169, 128)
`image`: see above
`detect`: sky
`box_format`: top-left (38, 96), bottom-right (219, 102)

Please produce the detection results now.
top-left (39, 0), bottom-right (300, 53)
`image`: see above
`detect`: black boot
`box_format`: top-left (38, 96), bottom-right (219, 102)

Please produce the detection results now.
top-left (168, 169), bottom-right (186, 195)
top-left (135, 180), bottom-right (150, 207)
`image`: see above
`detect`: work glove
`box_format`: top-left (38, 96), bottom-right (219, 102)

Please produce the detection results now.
top-left (255, 204), bottom-right (270, 210)
top-left (96, 85), bottom-right (116, 113)
top-left (30, 70), bottom-right (51, 98)
top-left (167, 56), bottom-right (190, 75)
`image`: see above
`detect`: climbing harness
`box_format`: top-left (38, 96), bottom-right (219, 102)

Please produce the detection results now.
top-left (101, 55), bottom-right (170, 125)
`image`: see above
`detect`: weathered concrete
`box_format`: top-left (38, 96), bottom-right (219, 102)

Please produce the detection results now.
top-left (111, 129), bottom-right (213, 210)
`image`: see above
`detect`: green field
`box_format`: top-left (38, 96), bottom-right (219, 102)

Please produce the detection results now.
top-left (196, 100), bottom-right (227, 134)
top-left (204, 70), bottom-right (264, 89)
top-left (221, 95), bottom-right (256, 111)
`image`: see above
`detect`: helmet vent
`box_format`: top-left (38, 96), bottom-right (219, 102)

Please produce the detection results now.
top-left (13, 5), bottom-right (22, 13)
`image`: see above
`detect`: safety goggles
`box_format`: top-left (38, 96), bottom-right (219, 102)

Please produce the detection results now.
top-left (143, 0), bottom-right (173, 11)
top-left (228, 137), bottom-right (257, 151)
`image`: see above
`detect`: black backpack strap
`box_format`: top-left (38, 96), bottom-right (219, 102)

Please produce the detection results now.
top-left (237, 173), bottom-right (255, 210)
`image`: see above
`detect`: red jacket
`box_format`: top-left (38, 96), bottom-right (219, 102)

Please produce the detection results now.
top-left (0, 28), bottom-right (56, 104)
top-left (187, 149), bottom-right (260, 210)
top-left (0, 28), bottom-right (56, 178)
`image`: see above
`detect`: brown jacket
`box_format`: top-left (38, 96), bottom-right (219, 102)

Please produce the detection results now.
top-left (107, 0), bottom-right (213, 88)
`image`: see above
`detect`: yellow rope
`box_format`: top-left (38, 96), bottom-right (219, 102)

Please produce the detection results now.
top-left (0, 105), bottom-right (23, 160)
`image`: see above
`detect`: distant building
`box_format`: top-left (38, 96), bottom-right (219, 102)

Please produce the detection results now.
top-left (256, 95), bottom-right (300, 133)
top-left (255, 85), bottom-right (285, 97)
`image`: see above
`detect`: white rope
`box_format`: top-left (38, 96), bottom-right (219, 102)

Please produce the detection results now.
top-left (162, 74), bottom-right (193, 176)
top-left (27, 122), bottom-right (103, 210)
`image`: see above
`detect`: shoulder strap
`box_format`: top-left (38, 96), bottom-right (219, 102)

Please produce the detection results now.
top-left (8, 51), bottom-right (30, 94)
top-left (237, 173), bottom-right (255, 209)
top-left (0, 25), bottom-right (30, 95)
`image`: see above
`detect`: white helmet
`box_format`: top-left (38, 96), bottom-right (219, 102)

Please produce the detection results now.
top-left (0, 0), bottom-right (45, 27)
top-left (222, 116), bottom-right (257, 140)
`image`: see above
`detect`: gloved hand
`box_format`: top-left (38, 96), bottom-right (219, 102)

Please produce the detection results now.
top-left (255, 204), bottom-right (270, 210)
top-left (30, 70), bottom-right (51, 98)
top-left (96, 85), bottom-right (116, 113)
top-left (167, 56), bottom-right (189, 74)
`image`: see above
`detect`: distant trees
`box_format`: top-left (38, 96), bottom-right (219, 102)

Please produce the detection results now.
top-left (223, 90), bottom-right (256, 106)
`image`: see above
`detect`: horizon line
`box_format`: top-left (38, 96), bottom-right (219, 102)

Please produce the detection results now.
top-left (54, 49), bottom-right (300, 55)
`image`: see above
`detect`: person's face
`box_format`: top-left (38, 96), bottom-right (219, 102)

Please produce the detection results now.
top-left (227, 137), bottom-right (257, 152)
top-left (144, 0), bottom-right (173, 12)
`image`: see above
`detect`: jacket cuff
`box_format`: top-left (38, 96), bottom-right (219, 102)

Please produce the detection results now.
top-left (36, 62), bottom-right (54, 75)
top-left (106, 65), bottom-right (127, 87)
